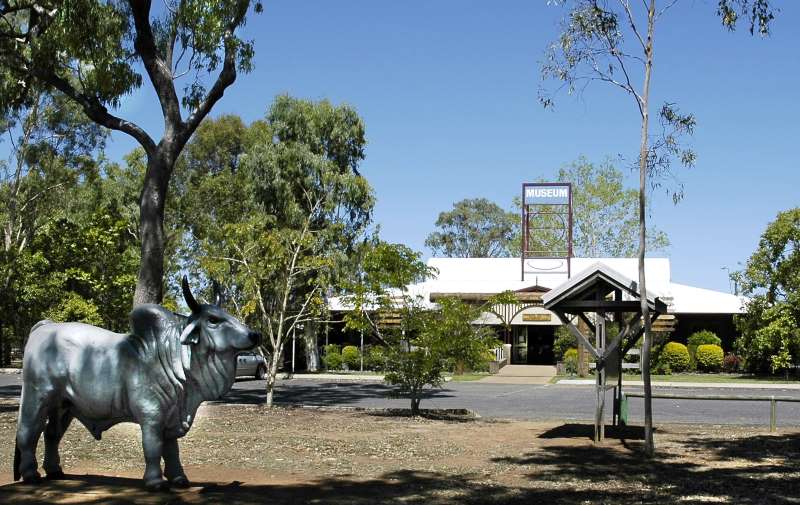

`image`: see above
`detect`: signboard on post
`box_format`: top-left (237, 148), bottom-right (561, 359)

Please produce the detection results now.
top-left (521, 182), bottom-right (573, 281)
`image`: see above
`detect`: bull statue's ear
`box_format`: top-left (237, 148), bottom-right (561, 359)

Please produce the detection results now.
top-left (180, 320), bottom-right (200, 345)
top-left (182, 275), bottom-right (201, 313)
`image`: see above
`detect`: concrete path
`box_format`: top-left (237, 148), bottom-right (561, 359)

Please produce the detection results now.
top-left (478, 365), bottom-right (556, 384)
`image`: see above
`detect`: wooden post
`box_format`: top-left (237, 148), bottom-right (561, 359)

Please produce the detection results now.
top-left (770, 396), bottom-right (776, 432)
top-left (595, 311), bottom-right (606, 442)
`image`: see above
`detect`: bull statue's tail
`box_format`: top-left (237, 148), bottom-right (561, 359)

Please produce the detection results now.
top-left (13, 441), bottom-right (20, 481)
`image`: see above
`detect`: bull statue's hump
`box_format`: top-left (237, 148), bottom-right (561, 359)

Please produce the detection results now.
top-left (130, 304), bottom-right (186, 341)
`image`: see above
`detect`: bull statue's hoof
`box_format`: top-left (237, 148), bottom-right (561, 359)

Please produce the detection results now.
top-left (170, 475), bottom-right (191, 488)
top-left (144, 479), bottom-right (170, 492)
top-left (45, 470), bottom-right (66, 480)
top-left (21, 471), bottom-right (43, 484)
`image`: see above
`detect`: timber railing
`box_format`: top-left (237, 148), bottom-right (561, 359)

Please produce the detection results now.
top-left (621, 391), bottom-right (800, 432)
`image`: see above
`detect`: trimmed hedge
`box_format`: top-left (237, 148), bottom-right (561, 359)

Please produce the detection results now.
top-left (687, 330), bottom-right (721, 361)
top-left (660, 342), bottom-right (691, 373)
top-left (695, 344), bottom-right (724, 372)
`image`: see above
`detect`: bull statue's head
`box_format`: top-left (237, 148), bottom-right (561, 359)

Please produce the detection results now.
top-left (179, 276), bottom-right (262, 352)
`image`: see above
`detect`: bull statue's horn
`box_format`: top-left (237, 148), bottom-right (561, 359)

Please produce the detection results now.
top-left (182, 276), bottom-right (201, 313)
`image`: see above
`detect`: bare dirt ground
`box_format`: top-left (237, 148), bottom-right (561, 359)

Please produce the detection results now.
top-left (0, 397), bottom-right (798, 504)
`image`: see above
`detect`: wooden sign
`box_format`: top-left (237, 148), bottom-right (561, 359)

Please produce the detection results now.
top-left (522, 313), bottom-right (551, 322)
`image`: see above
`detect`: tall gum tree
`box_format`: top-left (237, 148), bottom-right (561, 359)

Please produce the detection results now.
top-left (540, 0), bottom-right (775, 455)
top-left (0, 0), bottom-right (262, 304)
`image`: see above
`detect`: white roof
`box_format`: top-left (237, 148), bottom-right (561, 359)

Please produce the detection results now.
top-left (668, 283), bottom-right (746, 314)
top-left (418, 257), bottom-right (743, 315)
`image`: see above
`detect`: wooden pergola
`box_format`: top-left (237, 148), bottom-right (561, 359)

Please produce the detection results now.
top-left (543, 262), bottom-right (668, 442)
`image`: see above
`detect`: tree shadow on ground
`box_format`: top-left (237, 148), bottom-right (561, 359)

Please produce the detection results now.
top-left (494, 425), bottom-right (800, 504)
top-left (214, 382), bottom-right (455, 407)
top-left (537, 423), bottom-right (645, 441)
top-left (0, 384), bottom-right (21, 399)
top-left (0, 469), bottom-right (633, 505)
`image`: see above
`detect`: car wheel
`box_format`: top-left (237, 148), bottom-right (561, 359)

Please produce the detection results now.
top-left (255, 364), bottom-right (267, 380)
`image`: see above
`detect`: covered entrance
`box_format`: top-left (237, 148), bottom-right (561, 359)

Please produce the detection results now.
top-left (511, 326), bottom-right (555, 365)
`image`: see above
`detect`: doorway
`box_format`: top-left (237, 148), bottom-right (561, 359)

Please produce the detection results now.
top-left (510, 326), bottom-right (556, 365)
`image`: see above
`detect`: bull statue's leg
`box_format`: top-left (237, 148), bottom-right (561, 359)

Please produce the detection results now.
top-left (140, 423), bottom-right (167, 490)
top-left (42, 409), bottom-right (73, 479)
top-left (163, 437), bottom-right (190, 488)
top-left (15, 383), bottom-right (52, 483)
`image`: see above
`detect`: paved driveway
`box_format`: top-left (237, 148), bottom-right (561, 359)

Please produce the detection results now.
top-left (2, 373), bottom-right (800, 427)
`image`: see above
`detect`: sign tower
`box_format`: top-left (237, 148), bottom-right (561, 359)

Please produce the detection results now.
top-left (521, 182), bottom-right (573, 281)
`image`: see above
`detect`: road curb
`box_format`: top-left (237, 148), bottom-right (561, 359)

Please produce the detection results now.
top-left (0, 368), bottom-right (21, 374)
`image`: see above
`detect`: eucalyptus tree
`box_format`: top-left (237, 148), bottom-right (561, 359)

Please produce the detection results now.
top-left (0, 91), bottom-right (107, 363)
top-left (425, 198), bottom-right (518, 257)
top-left (540, 0), bottom-right (774, 455)
top-left (191, 97), bottom-right (374, 406)
top-left (511, 158), bottom-right (670, 258)
top-left (0, 1), bottom-right (263, 305)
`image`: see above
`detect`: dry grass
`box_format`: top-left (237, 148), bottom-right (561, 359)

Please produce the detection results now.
top-left (0, 398), bottom-right (798, 504)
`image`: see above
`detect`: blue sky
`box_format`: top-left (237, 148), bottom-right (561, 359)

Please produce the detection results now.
top-left (105, 1), bottom-right (799, 294)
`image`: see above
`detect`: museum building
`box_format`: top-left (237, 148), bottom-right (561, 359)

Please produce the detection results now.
top-left (401, 256), bottom-right (744, 365)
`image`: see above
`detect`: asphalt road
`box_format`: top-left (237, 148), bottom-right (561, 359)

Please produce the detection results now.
top-left (2, 373), bottom-right (800, 427)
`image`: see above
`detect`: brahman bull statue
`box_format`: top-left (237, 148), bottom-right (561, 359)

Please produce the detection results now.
top-left (14, 277), bottom-right (261, 490)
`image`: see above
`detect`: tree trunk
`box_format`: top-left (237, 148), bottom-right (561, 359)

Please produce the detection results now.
top-left (265, 344), bottom-right (284, 407)
top-left (133, 154), bottom-right (172, 305)
top-left (638, 0), bottom-right (657, 458)
top-left (410, 397), bottom-right (420, 416)
top-left (303, 322), bottom-right (320, 372)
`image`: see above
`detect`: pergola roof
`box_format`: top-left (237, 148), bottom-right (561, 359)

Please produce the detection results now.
top-left (543, 262), bottom-right (667, 314)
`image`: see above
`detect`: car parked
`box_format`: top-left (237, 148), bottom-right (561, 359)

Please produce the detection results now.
top-left (236, 351), bottom-right (268, 380)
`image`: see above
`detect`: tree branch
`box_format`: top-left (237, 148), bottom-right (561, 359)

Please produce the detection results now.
top-left (31, 68), bottom-right (157, 156)
top-left (181, 4), bottom-right (248, 146)
top-left (129, 0), bottom-right (183, 132)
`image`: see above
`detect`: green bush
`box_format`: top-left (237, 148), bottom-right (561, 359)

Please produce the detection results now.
top-left (687, 331), bottom-right (722, 361)
top-left (563, 348), bottom-right (578, 375)
top-left (553, 327), bottom-right (576, 361)
top-left (695, 344), bottom-right (724, 372)
top-left (323, 351), bottom-right (342, 370)
top-left (365, 345), bottom-right (388, 371)
top-left (341, 345), bottom-right (361, 370)
top-left (322, 344), bottom-right (342, 370)
top-left (659, 342), bottom-right (691, 373)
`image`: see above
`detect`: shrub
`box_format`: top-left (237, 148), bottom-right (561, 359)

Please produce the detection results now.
top-left (323, 344), bottom-right (341, 356)
top-left (563, 348), bottom-right (578, 375)
top-left (323, 350), bottom-right (342, 370)
top-left (659, 342), bottom-right (691, 373)
top-left (323, 344), bottom-right (342, 370)
top-left (695, 344), bottom-right (724, 372)
top-left (341, 345), bottom-right (361, 370)
top-left (687, 331), bottom-right (722, 361)
top-left (365, 345), bottom-right (388, 371)
top-left (553, 327), bottom-right (576, 361)
top-left (722, 353), bottom-right (742, 373)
